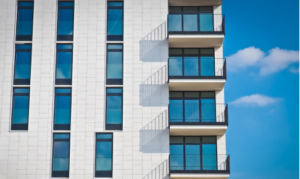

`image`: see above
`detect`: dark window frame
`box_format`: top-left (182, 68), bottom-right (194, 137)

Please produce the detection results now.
top-left (57, 1), bottom-right (74, 41)
top-left (107, 2), bottom-right (124, 41)
top-left (170, 136), bottom-right (218, 171)
top-left (168, 6), bottom-right (215, 33)
top-left (169, 91), bottom-right (216, 123)
top-left (105, 87), bottom-right (123, 130)
top-left (11, 87), bottom-right (30, 130)
top-left (53, 88), bottom-right (72, 130)
top-left (169, 48), bottom-right (215, 77)
top-left (55, 44), bottom-right (73, 85)
top-left (13, 44), bottom-right (32, 85)
top-left (95, 133), bottom-right (114, 178)
top-left (106, 44), bottom-right (123, 85)
top-left (52, 133), bottom-right (70, 178)
top-left (16, 1), bottom-right (34, 41)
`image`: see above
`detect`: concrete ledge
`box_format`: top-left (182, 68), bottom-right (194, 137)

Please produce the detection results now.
top-left (170, 174), bottom-right (229, 179)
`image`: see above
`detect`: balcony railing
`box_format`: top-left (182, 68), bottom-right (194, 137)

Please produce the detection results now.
top-left (169, 154), bottom-right (230, 174)
top-left (168, 58), bottom-right (227, 80)
top-left (168, 14), bottom-right (225, 34)
top-left (169, 103), bottom-right (228, 126)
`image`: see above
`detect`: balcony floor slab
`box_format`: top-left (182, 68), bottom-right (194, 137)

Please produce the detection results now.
top-left (170, 125), bottom-right (227, 136)
top-left (170, 174), bottom-right (229, 179)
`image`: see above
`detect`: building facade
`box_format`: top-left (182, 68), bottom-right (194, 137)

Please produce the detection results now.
top-left (0, 0), bottom-right (229, 179)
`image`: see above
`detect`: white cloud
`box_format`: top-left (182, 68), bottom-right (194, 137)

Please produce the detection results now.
top-left (227, 47), bottom-right (299, 75)
top-left (289, 67), bottom-right (299, 74)
top-left (231, 94), bottom-right (281, 107)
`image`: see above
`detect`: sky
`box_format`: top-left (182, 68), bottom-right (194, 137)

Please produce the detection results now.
top-left (222, 0), bottom-right (299, 178)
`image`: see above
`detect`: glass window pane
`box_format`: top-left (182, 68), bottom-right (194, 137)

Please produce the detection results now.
top-left (183, 14), bottom-right (197, 31)
top-left (200, 48), bottom-right (214, 55)
top-left (200, 13), bottom-right (213, 31)
top-left (199, 7), bottom-right (213, 13)
top-left (185, 137), bottom-right (200, 143)
top-left (201, 99), bottom-right (216, 122)
top-left (14, 88), bottom-right (29, 93)
top-left (184, 49), bottom-right (199, 55)
top-left (170, 137), bottom-right (183, 143)
top-left (201, 92), bottom-right (215, 98)
top-left (185, 145), bottom-right (200, 170)
top-left (169, 14), bottom-right (182, 31)
top-left (15, 50), bottom-right (31, 80)
top-left (16, 45), bottom-right (31, 49)
top-left (185, 100), bottom-right (199, 122)
top-left (107, 88), bottom-right (122, 93)
top-left (19, 2), bottom-right (33, 6)
top-left (59, 2), bottom-right (74, 6)
top-left (169, 100), bottom-right (183, 122)
top-left (169, 92), bottom-right (183, 98)
top-left (183, 7), bottom-right (198, 12)
top-left (106, 96), bottom-right (122, 124)
top-left (53, 140), bottom-right (69, 171)
top-left (56, 88), bottom-right (71, 93)
top-left (202, 137), bottom-right (216, 143)
top-left (201, 57), bottom-right (215, 76)
top-left (202, 144), bottom-right (217, 170)
top-left (184, 57), bottom-right (198, 76)
top-left (170, 145), bottom-right (184, 170)
top-left (108, 2), bottom-right (123, 6)
top-left (169, 49), bottom-right (182, 55)
top-left (56, 51), bottom-right (72, 79)
top-left (108, 44), bottom-right (123, 49)
top-left (184, 92), bottom-right (199, 98)
top-left (17, 9), bottom-right (33, 35)
top-left (169, 7), bottom-right (181, 12)
top-left (58, 9), bottom-right (74, 35)
top-left (57, 45), bottom-right (72, 49)
top-left (12, 96), bottom-right (29, 124)
top-left (97, 134), bottom-right (113, 139)
top-left (107, 51), bottom-right (123, 79)
top-left (54, 134), bottom-right (70, 139)
top-left (55, 96), bottom-right (71, 124)
top-left (96, 141), bottom-right (112, 171)
top-left (169, 57), bottom-right (183, 76)
top-left (108, 9), bottom-right (123, 35)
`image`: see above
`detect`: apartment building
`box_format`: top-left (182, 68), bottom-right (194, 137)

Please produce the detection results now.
top-left (0, 0), bottom-right (229, 178)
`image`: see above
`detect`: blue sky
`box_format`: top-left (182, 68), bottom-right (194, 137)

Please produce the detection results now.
top-left (223, 0), bottom-right (299, 178)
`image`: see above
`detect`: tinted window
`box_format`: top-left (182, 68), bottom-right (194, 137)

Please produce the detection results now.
top-left (57, 2), bottom-right (74, 41)
top-left (106, 88), bottom-right (122, 130)
top-left (56, 44), bottom-right (73, 85)
top-left (107, 2), bottom-right (123, 41)
top-left (52, 133), bottom-right (70, 177)
top-left (16, 2), bottom-right (33, 41)
top-left (95, 133), bottom-right (113, 177)
top-left (107, 44), bottom-right (123, 85)
top-left (54, 88), bottom-right (71, 130)
top-left (14, 44), bottom-right (31, 85)
top-left (11, 88), bottom-right (30, 130)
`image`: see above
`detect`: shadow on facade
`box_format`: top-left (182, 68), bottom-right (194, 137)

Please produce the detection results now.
top-left (140, 110), bottom-right (169, 153)
top-left (140, 22), bottom-right (168, 62)
top-left (143, 160), bottom-right (169, 179)
top-left (139, 65), bottom-right (168, 107)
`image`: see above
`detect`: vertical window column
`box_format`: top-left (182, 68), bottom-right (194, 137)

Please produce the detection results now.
top-left (95, 133), bottom-right (113, 177)
top-left (54, 88), bottom-right (71, 130)
top-left (52, 133), bottom-right (70, 177)
top-left (106, 44), bottom-right (123, 85)
top-left (11, 88), bottom-right (30, 130)
top-left (57, 2), bottom-right (74, 41)
top-left (107, 2), bottom-right (123, 41)
top-left (106, 88), bottom-right (123, 130)
top-left (14, 44), bottom-right (32, 85)
top-left (55, 44), bottom-right (73, 85)
top-left (16, 2), bottom-right (34, 41)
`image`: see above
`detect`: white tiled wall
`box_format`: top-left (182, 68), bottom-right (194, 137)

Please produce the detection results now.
top-left (0, 0), bottom-right (226, 178)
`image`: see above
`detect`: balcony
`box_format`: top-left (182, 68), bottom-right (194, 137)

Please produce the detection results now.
top-left (168, 58), bottom-right (226, 91)
top-left (169, 0), bottom-right (222, 6)
top-left (169, 155), bottom-right (230, 179)
top-left (169, 104), bottom-right (228, 136)
top-left (168, 14), bottom-right (225, 47)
